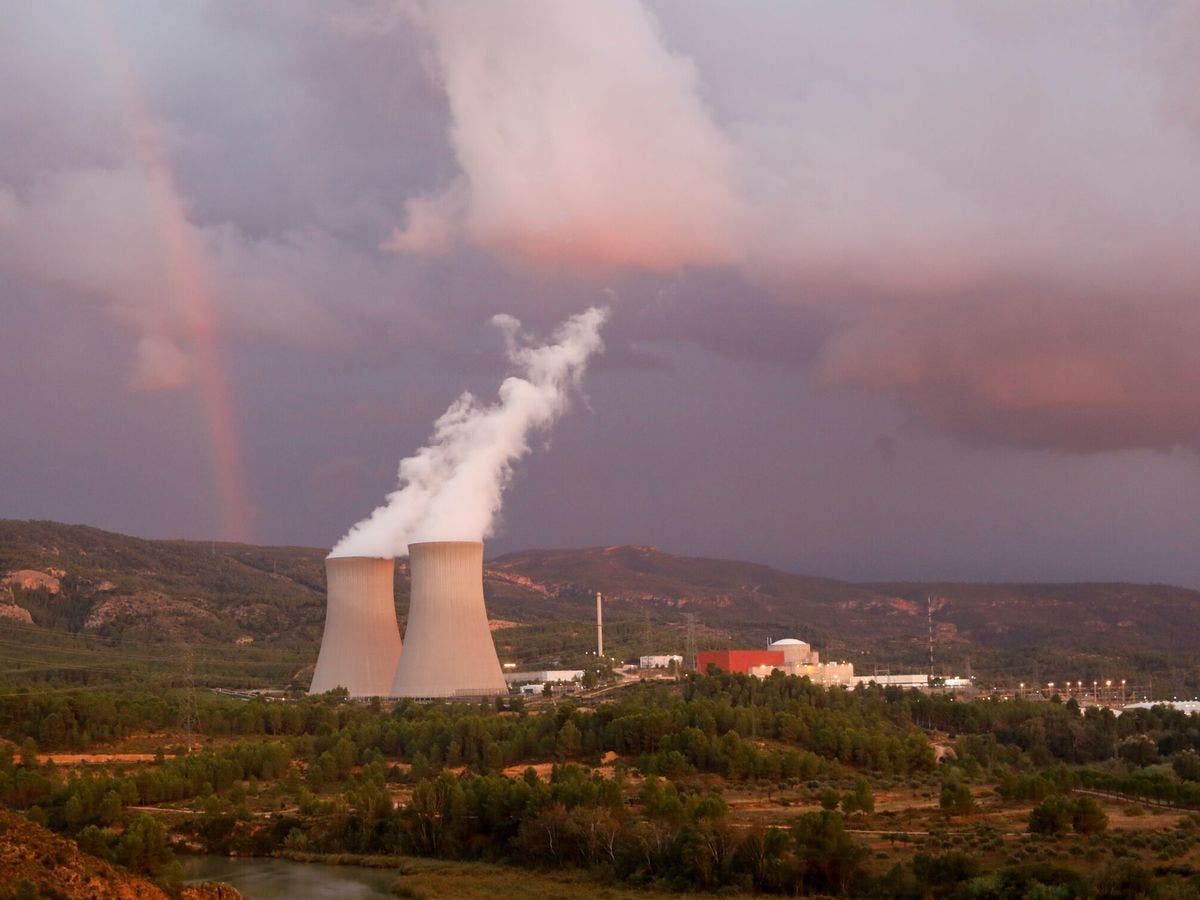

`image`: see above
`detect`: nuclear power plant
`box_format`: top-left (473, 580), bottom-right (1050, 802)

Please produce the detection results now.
top-left (310, 541), bottom-right (508, 699)
top-left (309, 556), bottom-right (404, 697)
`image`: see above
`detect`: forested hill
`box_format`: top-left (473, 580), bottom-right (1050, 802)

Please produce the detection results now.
top-left (2, 520), bottom-right (1199, 687)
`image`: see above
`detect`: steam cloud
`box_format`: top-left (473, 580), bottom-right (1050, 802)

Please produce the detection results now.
top-left (330, 306), bottom-right (609, 558)
top-left (394, 1), bottom-right (1200, 454)
top-left (386, 0), bottom-right (746, 270)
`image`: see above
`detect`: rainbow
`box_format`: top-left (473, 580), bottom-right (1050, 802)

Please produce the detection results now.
top-left (88, 5), bottom-right (253, 542)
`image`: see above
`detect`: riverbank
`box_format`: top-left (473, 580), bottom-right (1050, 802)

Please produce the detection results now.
top-left (183, 854), bottom-right (725, 900)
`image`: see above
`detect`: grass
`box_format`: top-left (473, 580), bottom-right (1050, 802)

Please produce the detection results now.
top-left (284, 854), bottom-right (724, 900)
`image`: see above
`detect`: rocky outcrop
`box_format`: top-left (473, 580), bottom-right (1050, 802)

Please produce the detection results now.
top-left (0, 604), bottom-right (33, 624)
top-left (2, 569), bottom-right (61, 594)
top-left (0, 809), bottom-right (241, 899)
top-left (83, 592), bottom-right (228, 641)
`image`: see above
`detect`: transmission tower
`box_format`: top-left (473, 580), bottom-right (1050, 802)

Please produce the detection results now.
top-left (684, 613), bottom-right (698, 672)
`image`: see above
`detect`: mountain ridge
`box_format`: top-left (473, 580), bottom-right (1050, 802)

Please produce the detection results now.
top-left (1, 519), bottom-right (1197, 690)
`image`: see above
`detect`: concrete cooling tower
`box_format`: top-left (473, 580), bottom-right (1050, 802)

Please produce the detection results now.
top-left (309, 556), bottom-right (403, 697)
top-left (390, 540), bottom-right (508, 698)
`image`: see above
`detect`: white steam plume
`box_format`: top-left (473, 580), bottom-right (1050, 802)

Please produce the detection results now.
top-left (329, 306), bottom-right (609, 558)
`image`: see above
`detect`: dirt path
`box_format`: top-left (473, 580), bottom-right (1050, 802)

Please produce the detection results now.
top-left (39, 753), bottom-right (168, 765)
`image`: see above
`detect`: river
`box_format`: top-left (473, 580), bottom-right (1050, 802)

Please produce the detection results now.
top-left (182, 856), bottom-right (398, 899)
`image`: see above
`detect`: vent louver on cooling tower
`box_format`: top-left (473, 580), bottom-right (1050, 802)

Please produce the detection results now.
top-left (310, 556), bottom-right (403, 697)
top-left (390, 541), bottom-right (508, 698)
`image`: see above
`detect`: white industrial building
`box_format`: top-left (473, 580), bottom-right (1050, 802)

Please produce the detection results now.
top-left (639, 655), bottom-right (683, 669)
top-left (504, 669), bottom-right (584, 685)
top-left (850, 674), bottom-right (972, 691)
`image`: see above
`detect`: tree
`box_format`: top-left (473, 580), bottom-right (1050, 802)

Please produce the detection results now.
top-left (819, 787), bottom-right (840, 810)
top-left (1173, 750), bottom-right (1200, 782)
top-left (404, 773), bottom-right (466, 857)
top-left (1117, 736), bottom-right (1158, 767)
top-left (791, 811), bottom-right (867, 895)
top-left (64, 792), bottom-right (88, 829)
top-left (556, 721), bottom-right (582, 760)
top-left (940, 781), bottom-right (974, 816)
top-left (19, 738), bottom-right (38, 768)
top-left (842, 778), bottom-right (874, 815)
top-left (115, 814), bottom-right (176, 878)
top-left (1028, 795), bottom-right (1074, 835)
top-left (76, 825), bottom-right (111, 861)
top-left (912, 850), bottom-right (981, 891)
top-left (1071, 796), bottom-right (1108, 834)
top-left (1092, 859), bottom-right (1154, 900)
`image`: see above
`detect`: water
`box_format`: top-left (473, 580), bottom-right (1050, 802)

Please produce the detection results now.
top-left (182, 856), bottom-right (398, 899)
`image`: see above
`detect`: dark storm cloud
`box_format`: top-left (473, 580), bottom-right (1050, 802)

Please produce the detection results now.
top-left (395, 0), bottom-right (1200, 453)
top-left (3, 1), bottom-right (1200, 587)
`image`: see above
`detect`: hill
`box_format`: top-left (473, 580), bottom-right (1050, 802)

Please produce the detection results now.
top-left (1, 520), bottom-right (1197, 692)
top-left (0, 809), bottom-right (235, 899)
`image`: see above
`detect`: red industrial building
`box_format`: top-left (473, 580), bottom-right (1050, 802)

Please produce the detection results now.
top-left (696, 649), bottom-right (785, 674)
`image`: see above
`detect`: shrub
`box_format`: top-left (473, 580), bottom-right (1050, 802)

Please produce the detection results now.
top-left (1091, 859), bottom-right (1154, 900)
top-left (842, 778), bottom-right (875, 815)
top-left (940, 781), bottom-right (975, 816)
top-left (912, 850), bottom-right (981, 889)
top-left (1028, 796), bottom-right (1074, 836)
top-left (1071, 797), bottom-right (1108, 834)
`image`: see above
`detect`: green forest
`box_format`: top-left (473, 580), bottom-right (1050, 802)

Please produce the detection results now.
top-left (4, 672), bottom-right (1200, 897)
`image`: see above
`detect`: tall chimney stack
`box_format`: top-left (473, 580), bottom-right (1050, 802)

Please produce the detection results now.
top-left (596, 591), bottom-right (604, 657)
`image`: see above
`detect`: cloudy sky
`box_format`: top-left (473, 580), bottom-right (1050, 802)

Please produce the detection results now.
top-left (4, 1), bottom-right (1200, 586)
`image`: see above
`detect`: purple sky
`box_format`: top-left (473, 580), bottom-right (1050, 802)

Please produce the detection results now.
top-left (3, 2), bottom-right (1199, 587)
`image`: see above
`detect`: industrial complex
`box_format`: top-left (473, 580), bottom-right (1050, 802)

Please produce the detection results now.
top-left (310, 545), bottom-right (964, 699)
top-left (698, 638), bottom-right (969, 690)
top-left (698, 638), bottom-right (855, 686)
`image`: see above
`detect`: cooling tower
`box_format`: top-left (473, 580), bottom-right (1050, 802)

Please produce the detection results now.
top-left (390, 540), bottom-right (508, 698)
top-left (310, 556), bottom-right (403, 697)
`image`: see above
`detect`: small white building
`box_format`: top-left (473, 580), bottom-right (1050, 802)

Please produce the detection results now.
top-left (851, 674), bottom-right (972, 691)
top-left (1119, 700), bottom-right (1200, 715)
top-left (504, 669), bottom-right (584, 685)
top-left (639, 655), bottom-right (683, 669)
